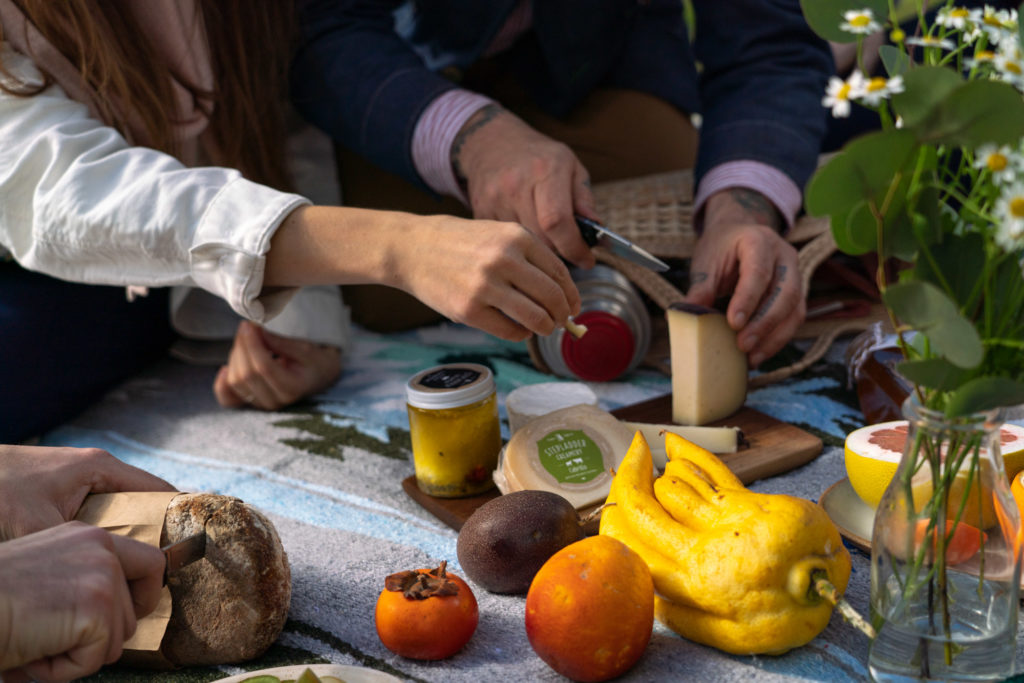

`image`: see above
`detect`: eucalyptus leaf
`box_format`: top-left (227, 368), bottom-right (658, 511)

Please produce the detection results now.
top-left (879, 45), bottom-right (910, 77)
top-left (909, 186), bottom-right (944, 248)
top-left (897, 358), bottom-right (972, 391)
top-left (945, 377), bottom-right (1024, 416)
top-left (801, 0), bottom-right (889, 43)
top-left (837, 202), bottom-right (879, 255)
top-left (1020, 1), bottom-right (1024, 47)
top-left (911, 231), bottom-right (984, 310)
top-left (913, 80), bottom-right (1024, 148)
top-left (882, 281), bottom-right (984, 367)
top-left (892, 67), bottom-right (963, 129)
top-left (879, 174), bottom-right (920, 261)
top-left (806, 130), bottom-right (919, 215)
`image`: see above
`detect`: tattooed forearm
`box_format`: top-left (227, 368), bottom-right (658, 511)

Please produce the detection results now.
top-left (725, 188), bottom-right (784, 232)
top-left (450, 103), bottom-right (504, 184)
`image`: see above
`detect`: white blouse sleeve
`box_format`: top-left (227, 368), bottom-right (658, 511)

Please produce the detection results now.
top-left (0, 43), bottom-right (310, 324)
top-left (170, 284), bottom-right (352, 351)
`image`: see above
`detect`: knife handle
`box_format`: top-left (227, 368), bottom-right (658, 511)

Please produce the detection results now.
top-left (575, 215), bottom-right (600, 247)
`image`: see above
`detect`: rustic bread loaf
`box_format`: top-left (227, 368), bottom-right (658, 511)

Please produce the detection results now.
top-left (159, 493), bottom-right (291, 666)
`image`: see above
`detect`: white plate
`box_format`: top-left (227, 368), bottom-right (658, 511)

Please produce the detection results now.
top-left (212, 664), bottom-right (401, 683)
top-left (820, 478), bottom-right (875, 554)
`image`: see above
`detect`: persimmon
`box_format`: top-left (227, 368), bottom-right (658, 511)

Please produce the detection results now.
top-left (525, 535), bottom-right (654, 682)
top-left (374, 561), bottom-right (478, 660)
top-left (913, 519), bottom-right (985, 565)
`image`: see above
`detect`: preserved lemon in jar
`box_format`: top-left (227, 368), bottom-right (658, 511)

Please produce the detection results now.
top-left (406, 363), bottom-right (502, 498)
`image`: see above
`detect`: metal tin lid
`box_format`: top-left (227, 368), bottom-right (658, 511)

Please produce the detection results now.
top-left (405, 363), bottom-right (495, 409)
top-left (560, 311), bottom-right (636, 382)
top-left (533, 264), bottom-right (650, 382)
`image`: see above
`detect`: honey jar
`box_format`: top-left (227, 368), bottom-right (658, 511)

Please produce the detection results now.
top-left (405, 363), bottom-right (502, 498)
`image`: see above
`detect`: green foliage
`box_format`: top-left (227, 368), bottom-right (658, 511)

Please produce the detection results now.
top-left (945, 376), bottom-right (1024, 415)
top-left (911, 79), bottom-right (1024, 147)
top-left (803, 0), bottom-right (1024, 416)
top-left (891, 67), bottom-right (963, 129)
top-left (880, 45), bottom-right (910, 76)
top-left (883, 281), bottom-right (983, 367)
top-left (800, 0), bottom-right (888, 42)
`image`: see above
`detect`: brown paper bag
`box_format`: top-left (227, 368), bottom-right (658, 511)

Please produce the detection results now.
top-left (74, 491), bottom-right (182, 667)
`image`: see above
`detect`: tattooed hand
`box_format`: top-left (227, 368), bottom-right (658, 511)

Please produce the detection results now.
top-left (684, 188), bottom-right (804, 367)
top-left (449, 104), bottom-right (598, 269)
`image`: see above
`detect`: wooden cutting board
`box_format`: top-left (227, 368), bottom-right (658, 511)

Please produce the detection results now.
top-left (403, 393), bottom-right (823, 531)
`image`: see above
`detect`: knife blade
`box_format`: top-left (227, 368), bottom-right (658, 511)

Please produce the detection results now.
top-left (162, 532), bottom-right (206, 584)
top-left (575, 215), bottom-right (670, 272)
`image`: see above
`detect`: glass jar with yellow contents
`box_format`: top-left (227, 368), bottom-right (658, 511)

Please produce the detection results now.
top-left (405, 363), bottom-right (502, 498)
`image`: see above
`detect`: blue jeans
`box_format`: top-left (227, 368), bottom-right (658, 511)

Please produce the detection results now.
top-left (0, 264), bottom-right (175, 443)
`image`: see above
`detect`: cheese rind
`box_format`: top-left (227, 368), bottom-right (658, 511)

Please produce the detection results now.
top-left (667, 304), bottom-right (747, 425)
top-left (496, 404), bottom-right (632, 509)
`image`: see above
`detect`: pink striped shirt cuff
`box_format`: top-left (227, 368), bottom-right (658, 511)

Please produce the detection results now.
top-left (692, 160), bottom-right (802, 233)
top-left (411, 89), bottom-right (497, 203)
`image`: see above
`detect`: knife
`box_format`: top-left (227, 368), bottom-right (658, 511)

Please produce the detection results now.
top-left (575, 215), bottom-right (670, 272)
top-left (162, 532), bottom-right (206, 584)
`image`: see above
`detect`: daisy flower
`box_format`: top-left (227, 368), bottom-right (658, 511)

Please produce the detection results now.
top-left (936, 6), bottom-right (976, 34)
top-left (993, 42), bottom-right (1024, 86)
top-left (905, 35), bottom-right (957, 51)
top-left (974, 144), bottom-right (1019, 184)
top-left (840, 9), bottom-right (881, 35)
top-left (822, 71), bottom-right (865, 117)
top-left (966, 48), bottom-right (997, 68)
top-left (977, 6), bottom-right (1018, 45)
top-left (857, 74), bottom-right (905, 106)
top-left (993, 182), bottom-right (1024, 251)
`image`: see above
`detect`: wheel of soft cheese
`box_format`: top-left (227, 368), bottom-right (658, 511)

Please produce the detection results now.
top-left (159, 493), bottom-right (291, 666)
top-left (498, 404), bottom-right (633, 510)
top-left (505, 382), bottom-right (599, 435)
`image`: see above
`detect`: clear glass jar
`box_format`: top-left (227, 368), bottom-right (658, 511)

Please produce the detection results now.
top-left (406, 363), bottom-right (501, 498)
top-left (868, 396), bottom-right (1021, 681)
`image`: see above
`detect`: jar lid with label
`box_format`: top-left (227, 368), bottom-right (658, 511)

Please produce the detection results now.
top-left (405, 363), bottom-right (496, 409)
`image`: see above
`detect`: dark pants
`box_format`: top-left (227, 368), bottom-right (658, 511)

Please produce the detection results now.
top-left (0, 264), bottom-right (176, 443)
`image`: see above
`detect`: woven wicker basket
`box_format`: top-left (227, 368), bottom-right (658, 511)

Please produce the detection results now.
top-left (527, 169), bottom-right (884, 387)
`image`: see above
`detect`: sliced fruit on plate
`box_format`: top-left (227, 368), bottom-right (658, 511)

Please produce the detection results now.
top-left (844, 420), bottom-right (1024, 523)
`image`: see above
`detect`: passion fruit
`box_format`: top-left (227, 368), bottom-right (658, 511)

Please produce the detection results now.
top-left (457, 490), bottom-right (586, 594)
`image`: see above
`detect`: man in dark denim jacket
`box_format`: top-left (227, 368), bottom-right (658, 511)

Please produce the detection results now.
top-left (291, 0), bottom-right (833, 368)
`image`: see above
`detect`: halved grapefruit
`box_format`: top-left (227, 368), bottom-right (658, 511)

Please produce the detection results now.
top-left (845, 421), bottom-right (1024, 527)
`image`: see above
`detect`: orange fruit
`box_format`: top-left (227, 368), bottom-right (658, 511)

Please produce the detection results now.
top-left (1011, 470), bottom-right (1024, 526)
top-left (525, 535), bottom-right (654, 682)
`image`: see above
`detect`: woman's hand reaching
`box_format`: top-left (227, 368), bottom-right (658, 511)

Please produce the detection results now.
top-left (214, 321), bottom-right (342, 410)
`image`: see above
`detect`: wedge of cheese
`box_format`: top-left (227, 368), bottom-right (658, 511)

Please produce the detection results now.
top-left (667, 303), bottom-right (748, 425)
top-left (496, 404), bottom-right (633, 509)
top-left (623, 421), bottom-right (740, 468)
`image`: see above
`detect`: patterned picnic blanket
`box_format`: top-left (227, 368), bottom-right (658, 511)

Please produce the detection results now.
top-left (38, 322), bottom-right (1024, 682)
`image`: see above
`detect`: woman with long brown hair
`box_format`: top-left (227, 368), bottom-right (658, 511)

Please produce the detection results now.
top-left (0, 1), bottom-right (579, 443)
